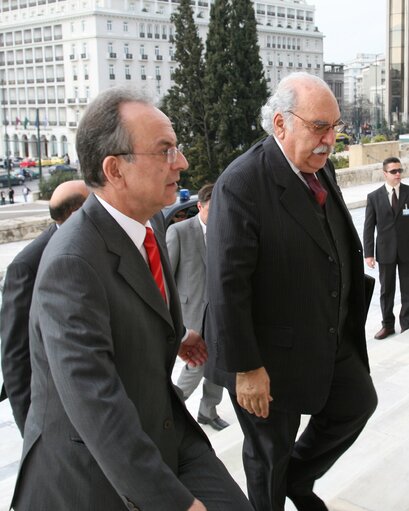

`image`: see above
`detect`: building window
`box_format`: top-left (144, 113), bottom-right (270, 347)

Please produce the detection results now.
top-left (140, 23), bottom-right (145, 37)
top-left (125, 65), bottom-right (131, 79)
top-left (109, 64), bottom-right (115, 79)
top-left (123, 22), bottom-right (128, 32)
top-left (82, 20), bottom-right (86, 32)
top-left (107, 20), bottom-right (112, 31)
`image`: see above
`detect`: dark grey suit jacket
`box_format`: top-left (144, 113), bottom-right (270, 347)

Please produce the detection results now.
top-left (12, 194), bottom-right (208, 511)
top-left (363, 182), bottom-right (409, 264)
top-left (205, 136), bottom-right (372, 415)
top-left (0, 223), bottom-right (57, 434)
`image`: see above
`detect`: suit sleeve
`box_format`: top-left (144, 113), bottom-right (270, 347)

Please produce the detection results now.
top-left (363, 195), bottom-right (376, 258)
top-left (0, 261), bottom-right (35, 435)
top-left (206, 171), bottom-right (264, 373)
top-left (166, 224), bottom-right (181, 276)
top-left (35, 254), bottom-right (194, 511)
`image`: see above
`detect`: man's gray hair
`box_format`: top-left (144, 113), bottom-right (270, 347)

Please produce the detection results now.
top-left (76, 86), bottom-right (153, 187)
top-left (260, 72), bottom-right (333, 136)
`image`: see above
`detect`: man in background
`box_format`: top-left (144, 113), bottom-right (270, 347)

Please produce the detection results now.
top-left (0, 180), bottom-right (90, 435)
top-left (364, 156), bottom-right (409, 339)
top-left (167, 184), bottom-right (229, 431)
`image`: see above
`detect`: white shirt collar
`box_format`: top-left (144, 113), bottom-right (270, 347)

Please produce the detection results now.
top-left (385, 182), bottom-right (400, 194)
top-left (94, 194), bottom-right (151, 253)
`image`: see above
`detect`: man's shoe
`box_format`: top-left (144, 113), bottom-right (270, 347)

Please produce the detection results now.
top-left (197, 414), bottom-right (229, 431)
top-left (287, 491), bottom-right (328, 511)
top-left (374, 327), bottom-right (395, 340)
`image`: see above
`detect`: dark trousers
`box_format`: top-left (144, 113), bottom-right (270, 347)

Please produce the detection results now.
top-left (379, 260), bottom-right (409, 331)
top-left (230, 343), bottom-right (378, 511)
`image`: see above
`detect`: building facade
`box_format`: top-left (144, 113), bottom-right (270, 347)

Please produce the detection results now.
top-left (323, 63), bottom-right (344, 116)
top-left (0, 0), bottom-right (323, 161)
top-left (386, 0), bottom-right (409, 126)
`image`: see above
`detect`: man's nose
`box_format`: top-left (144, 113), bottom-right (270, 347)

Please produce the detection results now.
top-left (321, 127), bottom-right (336, 145)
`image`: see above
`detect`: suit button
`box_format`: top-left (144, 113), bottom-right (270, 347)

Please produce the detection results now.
top-left (329, 327), bottom-right (336, 334)
top-left (328, 256), bottom-right (334, 262)
top-left (331, 291), bottom-right (338, 298)
top-left (163, 418), bottom-right (173, 430)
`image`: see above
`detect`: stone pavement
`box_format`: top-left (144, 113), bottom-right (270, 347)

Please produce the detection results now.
top-left (1, 178), bottom-right (409, 510)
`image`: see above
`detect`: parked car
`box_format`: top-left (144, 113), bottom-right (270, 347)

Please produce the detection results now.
top-left (0, 173), bottom-right (25, 188)
top-left (49, 164), bottom-right (78, 175)
top-left (20, 158), bottom-right (36, 168)
top-left (13, 167), bottom-right (41, 180)
top-left (162, 190), bottom-right (198, 229)
top-left (50, 156), bottom-right (65, 165)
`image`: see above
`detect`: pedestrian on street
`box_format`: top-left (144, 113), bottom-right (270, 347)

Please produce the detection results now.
top-left (205, 72), bottom-right (378, 511)
top-left (1, 191), bottom-right (5, 205)
top-left (22, 185), bottom-right (31, 202)
top-left (363, 156), bottom-right (409, 339)
top-left (8, 188), bottom-right (14, 204)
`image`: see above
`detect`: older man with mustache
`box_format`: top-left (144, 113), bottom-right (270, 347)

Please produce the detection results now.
top-left (205, 72), bottom-right (377, 511)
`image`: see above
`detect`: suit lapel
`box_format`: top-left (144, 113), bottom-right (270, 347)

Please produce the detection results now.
top-left (264, 138), bottom-right (334, 257)
top-left (83, 195), bottom-right (175, 329)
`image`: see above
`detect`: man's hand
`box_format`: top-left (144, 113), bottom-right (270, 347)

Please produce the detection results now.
top-left (365, 257), bottom-right (376, 269)
top-left (178, 329), bottom-right (208, 368)
top-left (236, 367), bottom-right (272, 418)
top-left (187, 498), bottom-right (207, 511)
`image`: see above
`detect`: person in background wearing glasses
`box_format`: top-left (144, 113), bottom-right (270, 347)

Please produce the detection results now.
top-left (364, 156), bottom-right (409, 340)
top-left (205, 72), bottom-right (377, 511)
top-left (9, 86), bottom-right (253, 511)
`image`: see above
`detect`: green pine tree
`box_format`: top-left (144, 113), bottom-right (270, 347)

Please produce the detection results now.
top-left (160, 0), bottom-right (213, 190)
top-left (204, 0), bottom-right (268, 172)
top-left (228, 0), bottom-right (268, 153)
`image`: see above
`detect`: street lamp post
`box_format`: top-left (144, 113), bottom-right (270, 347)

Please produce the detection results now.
top-left (1, 79), bottom-right (11, 188)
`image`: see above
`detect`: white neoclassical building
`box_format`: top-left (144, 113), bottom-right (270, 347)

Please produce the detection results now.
top-left (0, 0), bottom-right (323, 161)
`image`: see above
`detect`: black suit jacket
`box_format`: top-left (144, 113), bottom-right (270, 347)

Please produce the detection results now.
top-left (12, 195), bottom-right (207, 511)
top-left (205, 136), bottom-right (372, 415)
top-left (363, 182), bottom-right (409, 264)
top-left (0, 223), bottom-right (57, 434)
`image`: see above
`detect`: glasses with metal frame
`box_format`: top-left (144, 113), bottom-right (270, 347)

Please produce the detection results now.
top-left (111, 144), bottom-right (185, 164)
top-left (384, 168), bottom-right (404, 175)
top-left (285, 111), bottom-right (345, 135)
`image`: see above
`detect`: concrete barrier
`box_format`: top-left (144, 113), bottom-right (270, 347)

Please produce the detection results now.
top-left (0, 215), bottom-right (52, 244)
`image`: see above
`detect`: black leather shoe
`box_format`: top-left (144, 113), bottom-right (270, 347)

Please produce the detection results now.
top-left (374, 327), bottom-right (395, 340)
top-left (287, 491), bottom-right (328, 511)
top-left (197, 414), bottom-right (229, 431)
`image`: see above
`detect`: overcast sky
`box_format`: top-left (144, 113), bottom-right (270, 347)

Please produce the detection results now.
top-left (310, 0), bottom-right (387, 64)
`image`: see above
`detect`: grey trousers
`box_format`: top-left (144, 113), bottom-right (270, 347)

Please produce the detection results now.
top-left (177, 364), bottom-right (224, 419)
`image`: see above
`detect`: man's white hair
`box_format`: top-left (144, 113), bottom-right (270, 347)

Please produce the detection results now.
top-left (260, 72), bottom-right (333, 135)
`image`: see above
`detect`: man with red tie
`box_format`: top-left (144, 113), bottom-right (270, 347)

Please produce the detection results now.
top-left (364, 156), bottom-right (409, 339)
top-left (205, 72), bottom-right (378, 511)
top-left (10, 86), bottom-right (252, 511)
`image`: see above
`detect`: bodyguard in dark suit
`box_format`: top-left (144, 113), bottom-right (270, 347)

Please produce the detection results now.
top-left (10, 87), bottom-right (252, 511)
top-left (363, 156), bottom-right (409, 339)
top-left (0, 180), bottom-right (89, 434)
top-left (205, 72), bottom-right (377, 511)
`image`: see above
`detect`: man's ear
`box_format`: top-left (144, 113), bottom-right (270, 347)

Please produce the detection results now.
top-left (273, 113), bottom-right (285, 140)
top-left (102, 155), bottom-right (124, 188)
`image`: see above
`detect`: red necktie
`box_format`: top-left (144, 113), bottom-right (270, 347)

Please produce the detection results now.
top-left (143, 227), bottom-right (167, 302)
top-left (301, 172), bottom-right (327, 207)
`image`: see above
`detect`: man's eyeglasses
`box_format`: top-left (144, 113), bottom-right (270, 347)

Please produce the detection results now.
top-left (285, 111), bottom-right (345, 135)
top-left (112, 144), bottom-right (184, 164)
top-left (385, 168), bottom-right (404, 175)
